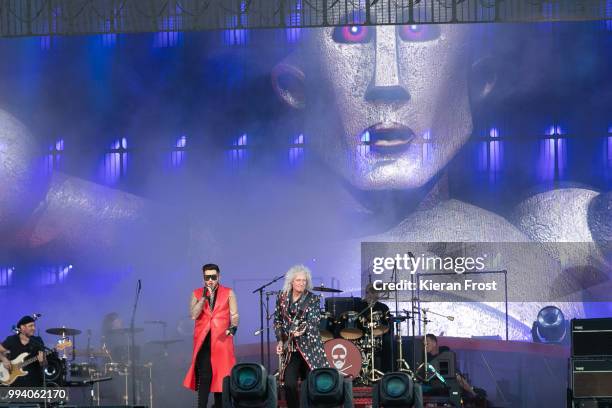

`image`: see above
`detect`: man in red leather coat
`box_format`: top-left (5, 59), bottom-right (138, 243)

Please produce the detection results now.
top-left (184, 264), bottom-right (239, 407)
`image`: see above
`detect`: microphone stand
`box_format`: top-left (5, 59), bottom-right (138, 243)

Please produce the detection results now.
top-left (265, 290), bottom-right (277, 372)
top-left (252, 275), bottom-right (284, 370)
top-left (129, 279), bottom-right (142, 405)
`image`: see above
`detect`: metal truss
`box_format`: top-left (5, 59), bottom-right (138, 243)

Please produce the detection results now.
top-left (0, 0), bottom-right (610, 38)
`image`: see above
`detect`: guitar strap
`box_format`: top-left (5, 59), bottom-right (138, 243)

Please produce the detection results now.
top-left (284, 291), bottom-right (311, 326)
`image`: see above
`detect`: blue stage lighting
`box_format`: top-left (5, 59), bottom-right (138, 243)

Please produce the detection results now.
top-left (531, 305), bottom-right (569, 344)
top-left (300, 368), bottom-right (353, 408)
top-left (222, 363), bottom-right (277, 407)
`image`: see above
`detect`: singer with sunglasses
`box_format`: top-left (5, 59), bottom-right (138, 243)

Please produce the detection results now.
top-left (183, 264), bottom-right (239, 408)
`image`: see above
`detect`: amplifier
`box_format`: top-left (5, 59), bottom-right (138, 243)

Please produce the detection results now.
top-left (572, 318), bottom-right (612, 357)
top-left (572, 358), bottom-right (612, 399)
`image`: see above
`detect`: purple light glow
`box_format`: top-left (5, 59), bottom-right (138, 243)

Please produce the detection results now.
top-left (0, 267), bottom-right (14, 287)
top-left (40, 265), bottom-right (71, 286)
top-left (286, 0), bottom-right (302, 43)
top-left (538, 126), bottom-right (567, 182)
top-left (102, 138), bottom-right (129, 185)
top-left (289, 134), bottom-right (305, 166)
top-left (227, 134), bottom-right (248, 169)
top-left (606, 136), bottom-right (612, 177)
top-left (45, 138), bottom-right (64, 173)
top-left (477, 128), bottom-right (504, 182)
top-left (154, 14), bottom-right (182, 48)
top-left (223, 1), bottom-right (249, 46)
top-left (171, 136), bottom-right (187, 168)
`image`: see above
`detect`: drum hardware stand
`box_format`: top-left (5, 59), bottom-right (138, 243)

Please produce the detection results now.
top-left (128, 279), bottom-right (142, 406)
top-left (144, 362), bottom-right (154, 408)
top-left (415, 308), bottom-right (445, 385)
top-left (364, 305), bottom-right (385, 383)
top-left (389, 260), bottom-right (414, 375)
top-left (253, 275), bottom-right (284, 370)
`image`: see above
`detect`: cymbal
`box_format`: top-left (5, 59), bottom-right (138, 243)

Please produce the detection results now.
top-left (147, 339), bottom-right (184, 346)
top-left (312, 285), bottom-right (343, 293)
top-left (110, 327), bottom-right (144, 334)
top-left (46, 327), bottom-right (82, 336)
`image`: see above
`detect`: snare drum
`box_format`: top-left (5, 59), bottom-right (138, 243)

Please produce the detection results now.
top-left (338, 311), bottom-right (364, 340)
top-left (319, 311), bottom-right (335, 342)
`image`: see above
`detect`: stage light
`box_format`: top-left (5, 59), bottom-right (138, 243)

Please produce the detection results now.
top-left (531, 305), bottom-right (569, 344)
top-left (222, 363), bottom-right (277, 408)
top-left (373, 372), bottom-right (416, 407)
top-left (300, 368), bottom-right (353, 408)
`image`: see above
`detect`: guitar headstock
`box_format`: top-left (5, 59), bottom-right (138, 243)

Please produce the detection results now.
top-left (56, 339), bottom-right (73, 351)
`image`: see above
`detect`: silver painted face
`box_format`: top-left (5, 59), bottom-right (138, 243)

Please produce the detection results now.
top-left (302, 24), bottom-right (473, 190)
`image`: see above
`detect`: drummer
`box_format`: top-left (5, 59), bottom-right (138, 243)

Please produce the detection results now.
top-left (358, 283), bottom-right (392, 373)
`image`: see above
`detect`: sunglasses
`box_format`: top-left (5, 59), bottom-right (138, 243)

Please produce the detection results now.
top-left (204, 275), bottom-right (218, 281)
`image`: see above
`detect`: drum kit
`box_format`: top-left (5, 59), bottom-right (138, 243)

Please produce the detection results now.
top-left (313, 285), bottom-right (390, 385)
top-left (313, 285), bottom-right (451, 387)
top-left (41, 323), bottom-right (183, 407)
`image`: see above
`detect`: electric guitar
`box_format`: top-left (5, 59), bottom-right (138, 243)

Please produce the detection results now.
top-left (0, 340), bottom-right (72, 386)
top-left (278, 319), bottom-right (307, 386)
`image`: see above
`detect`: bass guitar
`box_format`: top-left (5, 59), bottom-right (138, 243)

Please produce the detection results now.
top-left (0, 340), bottom-right (72, 386)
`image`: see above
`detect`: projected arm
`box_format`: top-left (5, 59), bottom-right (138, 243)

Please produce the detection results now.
top-left (190, 293), bottom-right (205, 320)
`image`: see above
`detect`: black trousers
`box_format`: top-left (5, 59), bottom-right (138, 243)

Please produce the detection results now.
top-left (284, 352), bottom-right (309, 408)
top-left (196, 334), bottom-right (222, 408)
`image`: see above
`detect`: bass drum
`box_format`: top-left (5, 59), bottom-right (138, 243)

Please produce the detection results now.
top-left (324, 338), bottom-right (362, 379)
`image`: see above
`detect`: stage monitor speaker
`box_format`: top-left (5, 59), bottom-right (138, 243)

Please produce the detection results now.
top-left (571, 318), bottom-right (612, 357)
top-left (572, 358), bottom-right (612, 399)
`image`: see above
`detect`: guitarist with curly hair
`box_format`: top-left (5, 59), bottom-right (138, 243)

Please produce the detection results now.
top-left (275, 265), bottom-right (329, 408)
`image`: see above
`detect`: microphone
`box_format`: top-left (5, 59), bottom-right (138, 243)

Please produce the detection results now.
top-left (447, 316), bottom-right (455, 321)
top-left (253, 328), bottom-right (264, 336)
top-left (137, 279), bottom-right (142, 292)
top-left (32, 313), bottom-right (42, 320)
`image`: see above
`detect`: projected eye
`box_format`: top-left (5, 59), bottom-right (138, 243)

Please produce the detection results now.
top-left (398, 24), bottom-right (440, 42)
top-left (333, 26), bottom-right (372, 44)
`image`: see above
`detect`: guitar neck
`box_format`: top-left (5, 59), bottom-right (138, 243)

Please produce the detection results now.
top-left (20, 348), bottom-right (54, 368)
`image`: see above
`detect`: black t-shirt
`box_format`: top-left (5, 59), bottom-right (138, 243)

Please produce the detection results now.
top-left (1, 335), bottom-right (45, 387)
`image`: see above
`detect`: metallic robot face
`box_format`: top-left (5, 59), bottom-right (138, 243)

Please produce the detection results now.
top-left (302, 24), bottom-right (473, 190)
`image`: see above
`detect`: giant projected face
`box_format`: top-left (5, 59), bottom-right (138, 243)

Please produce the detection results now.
top-left (276, 24), bottom-right (473, 190)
